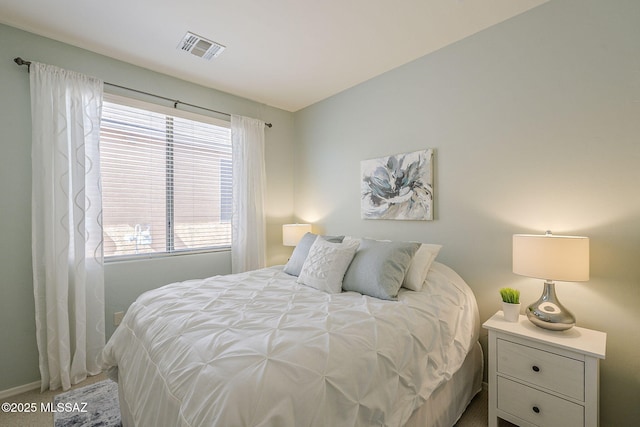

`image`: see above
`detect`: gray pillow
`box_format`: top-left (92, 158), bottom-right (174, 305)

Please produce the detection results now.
top-left (342, 239), bottom-right (421, 300)
top-left (283, 232), bottom-right (344, 276)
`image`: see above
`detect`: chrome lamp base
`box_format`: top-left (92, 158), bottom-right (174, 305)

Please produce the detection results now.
top-left (526, 280), bottom-right (575, 331)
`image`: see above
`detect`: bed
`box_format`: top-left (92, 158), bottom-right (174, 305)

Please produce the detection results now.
top-left (102, 237), bottom-right (482, 427)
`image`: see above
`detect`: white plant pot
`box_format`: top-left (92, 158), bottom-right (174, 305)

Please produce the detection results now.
top-left (502, 302), bottom-right (521, 322)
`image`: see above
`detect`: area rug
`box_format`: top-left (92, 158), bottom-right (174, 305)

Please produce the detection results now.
top-left (54, 379), bottom-right (121, 427)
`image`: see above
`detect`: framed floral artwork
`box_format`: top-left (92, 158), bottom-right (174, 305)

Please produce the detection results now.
top-left (361, 149), bottom-right (434, 220)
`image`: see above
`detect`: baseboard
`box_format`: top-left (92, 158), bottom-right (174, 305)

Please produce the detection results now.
top-left (0, 380), bottom-right (40, 399)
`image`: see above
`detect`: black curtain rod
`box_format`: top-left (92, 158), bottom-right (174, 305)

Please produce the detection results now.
top-left (13, 57), bottom-right (272, 128)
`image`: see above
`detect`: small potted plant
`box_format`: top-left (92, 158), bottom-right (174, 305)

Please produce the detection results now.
top-left (499, 287), bottom-right (521, 322)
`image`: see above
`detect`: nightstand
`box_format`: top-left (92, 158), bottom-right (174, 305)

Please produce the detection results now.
top-left (483, 312), bottom-right (606, 427)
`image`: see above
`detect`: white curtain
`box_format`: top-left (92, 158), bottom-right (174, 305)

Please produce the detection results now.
top-left (30, 63), bottom-right (105, 391)
top-left (231, 115), bottom-right (267, 273)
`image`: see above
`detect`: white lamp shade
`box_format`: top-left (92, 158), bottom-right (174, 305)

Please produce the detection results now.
top-left (282, 224), bottom-right (312, 246)
top-left (513, 233), bottom-right (589, 282)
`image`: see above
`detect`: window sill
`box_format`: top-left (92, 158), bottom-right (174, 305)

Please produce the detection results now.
top-left (104, 246), bottom-right (231, 263)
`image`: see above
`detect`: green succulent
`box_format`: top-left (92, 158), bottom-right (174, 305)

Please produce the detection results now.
top-left (499, 287), bottom-right (520, 304)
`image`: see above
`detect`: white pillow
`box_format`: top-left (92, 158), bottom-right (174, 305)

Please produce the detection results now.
top-left (297, 237), bottom-right (360, 294)
top-left (402, 243), bottom-right (442, 291)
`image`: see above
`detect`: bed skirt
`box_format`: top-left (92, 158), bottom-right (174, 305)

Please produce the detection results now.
top-left (405, 340), bottom-right (484, 427)
top-left (117, 341), bottom-right (483, 427)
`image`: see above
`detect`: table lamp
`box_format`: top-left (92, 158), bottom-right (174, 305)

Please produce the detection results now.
top-left (282, 224), bottom-right (312, 246)
top-left (512, 231), bottom-right (589, 331)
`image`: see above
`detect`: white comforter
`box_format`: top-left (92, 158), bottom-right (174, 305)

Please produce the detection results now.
top-left (101, 262), bottom-right (479, 427)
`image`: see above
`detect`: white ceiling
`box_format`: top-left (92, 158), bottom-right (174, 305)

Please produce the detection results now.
top-left (0, 0), bottom-right (548, 112)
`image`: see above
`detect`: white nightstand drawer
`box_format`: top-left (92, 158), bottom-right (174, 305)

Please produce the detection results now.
top-left (497, 338), bottom-right (584, 400)
top-left (498, 376), bottom-right (584, 427)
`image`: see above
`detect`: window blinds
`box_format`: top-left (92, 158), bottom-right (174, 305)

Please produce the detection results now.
top-left (100, 98), bottom-right (232, 258)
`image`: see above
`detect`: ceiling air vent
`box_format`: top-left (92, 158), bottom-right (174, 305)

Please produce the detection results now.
top-left (178, 32), bottom-right (225, 60)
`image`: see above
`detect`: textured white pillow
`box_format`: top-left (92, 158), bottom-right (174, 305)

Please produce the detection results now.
top-left (402, 243), bottom-right (443, 291)
top-left (283, 232), bottom-right (345, 276)
top-left (297, 237), bottom-right (360, 294)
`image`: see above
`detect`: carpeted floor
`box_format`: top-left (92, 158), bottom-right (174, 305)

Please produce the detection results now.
top-left (0, 374), bottom-right (107, 427)
top-left (454, 388), bottom-right (488, 427)
top-left (1, 375), bottom-right (512, 427)
top-left (454, 387), bottom-right (516, 427)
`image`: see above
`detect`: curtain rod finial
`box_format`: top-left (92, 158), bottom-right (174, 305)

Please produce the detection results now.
top-left (14, 57), bottom-right (31, 71)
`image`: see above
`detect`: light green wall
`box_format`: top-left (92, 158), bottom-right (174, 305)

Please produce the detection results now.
top-left (293, 1), bottom-right (639, 425)
top-left (0, 23), bottom-right (295, 391)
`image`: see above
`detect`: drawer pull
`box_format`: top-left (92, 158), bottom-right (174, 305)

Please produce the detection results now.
top-left (532, 406), bottom-right (541, 414)
top-left (532, 365), bottom-right (540, 372)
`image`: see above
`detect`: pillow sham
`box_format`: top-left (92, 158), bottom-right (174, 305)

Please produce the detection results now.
top-left (283, 232), bottom-right (344, 276)
top-left (297, 237), bottom-right (360, 294)
top-left (402, 243), bottom-right (443, 291)
top-left (342, 239), bottom-right (420, 300)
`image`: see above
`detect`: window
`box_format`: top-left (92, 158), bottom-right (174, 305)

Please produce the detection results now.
top-left (100, 95), bottom-right (232, 259)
